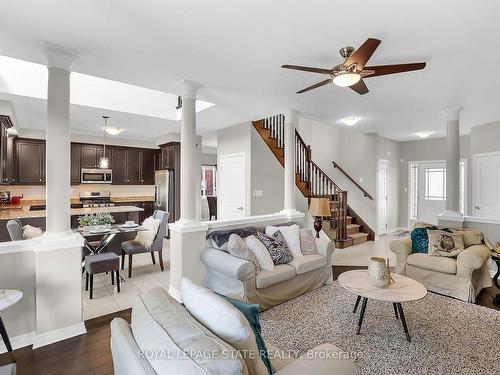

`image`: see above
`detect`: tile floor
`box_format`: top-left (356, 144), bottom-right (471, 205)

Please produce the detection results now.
top-left (83, 235), bottom-right (401, 320)
top-left (82, 240), bottom-right (170, 320)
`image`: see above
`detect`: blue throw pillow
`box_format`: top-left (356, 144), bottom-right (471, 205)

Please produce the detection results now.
top-left (411, 226), bottom-right (452, 253)
top-left (218, 294), bottom-right (275, 375)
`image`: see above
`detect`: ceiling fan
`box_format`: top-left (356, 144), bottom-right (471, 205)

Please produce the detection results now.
top-left (282, 38), bottom-right (426, 95)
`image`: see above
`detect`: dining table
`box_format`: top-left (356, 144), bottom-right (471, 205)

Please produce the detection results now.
top-left (76, 223), bottom-right (147, 255)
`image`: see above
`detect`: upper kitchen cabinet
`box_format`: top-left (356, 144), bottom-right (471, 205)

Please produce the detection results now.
top-left (111, 147), bottom-right (154, 185)
top-left (156, 142), bottom-right (179, 170)
top-left (0, 116), bottom-right (14, 185)
top-left (13, 138), bottom-right (45, 184)
top-left (80, 144), bottom-right (111, 169)
top-left (70, 143), bottom-right (81, 184)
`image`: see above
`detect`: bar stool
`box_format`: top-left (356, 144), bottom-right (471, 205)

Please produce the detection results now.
top-left (84, 253), bottom-right (120, 299)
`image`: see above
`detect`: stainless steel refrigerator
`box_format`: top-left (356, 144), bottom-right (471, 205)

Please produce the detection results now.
top-left (154, 170), bottom-right (175, 222)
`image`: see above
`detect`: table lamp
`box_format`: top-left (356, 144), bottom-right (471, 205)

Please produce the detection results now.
top-left (308, 197), bottom-right (331, 238)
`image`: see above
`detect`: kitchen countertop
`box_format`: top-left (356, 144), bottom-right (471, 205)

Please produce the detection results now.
top-left (111, 196), bottom-right (155, 203)
top-left (0, 201), bottom-right (146, 220)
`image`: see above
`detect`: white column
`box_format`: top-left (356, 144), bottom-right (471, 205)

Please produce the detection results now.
top-left (443, 106), bottom-right (462, 215)
top-left (45, 48), bottom-right (75, 236)
top-left (179, 80), bottom-right (199, 223)
top-left (281, 110), bottom-right (301, 216)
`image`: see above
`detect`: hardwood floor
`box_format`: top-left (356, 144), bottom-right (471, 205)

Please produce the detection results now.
top-left (1, 266), bottom-right (498, 374)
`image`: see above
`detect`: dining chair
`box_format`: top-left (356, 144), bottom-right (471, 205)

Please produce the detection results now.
top-left (120, 210), bottom-right (169, 278)
top-left (6, 219), bottom-right (23, 241)
top-left (206, 196), bottom-right (217, 220)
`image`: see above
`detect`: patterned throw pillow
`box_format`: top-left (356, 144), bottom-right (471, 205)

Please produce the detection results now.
top-left (228, 234), bottom-right (261, 273)
top-left (410, 226), bottom-right (452, 253)
top-left (299, 229), bottom-right (318, 255)
top-left (256, 231), bottom-right (294, 265)
top-left (427, 230), bottom-right (465, 257)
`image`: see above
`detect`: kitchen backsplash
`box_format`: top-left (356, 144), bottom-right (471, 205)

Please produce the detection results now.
top-left (3, 184), bottom-right (155, 200)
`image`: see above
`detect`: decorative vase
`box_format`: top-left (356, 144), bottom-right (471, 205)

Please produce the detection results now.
top-left (368, 257), bottom-right (389, 287)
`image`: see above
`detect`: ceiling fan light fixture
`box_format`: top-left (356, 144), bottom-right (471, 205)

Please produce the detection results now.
top-left (332, 72), bottom-right (361, 87)
top-left (341, 116), bottom-right (360, 126)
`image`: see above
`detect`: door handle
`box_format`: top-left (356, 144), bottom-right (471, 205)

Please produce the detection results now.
top-left (237, 206), bottom-right (244, 210)
top-left (475, 206), bottom-right (480, 210)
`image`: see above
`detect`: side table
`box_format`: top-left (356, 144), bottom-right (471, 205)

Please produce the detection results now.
top-left (0, 290), bottom-right (23, 353)
top-left (491, 252), bottom-right (500, 307)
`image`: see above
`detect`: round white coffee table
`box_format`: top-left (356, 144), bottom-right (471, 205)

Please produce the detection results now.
top-left (338, 270), bottom-right (427, 342)
top-left (0, 289), bottom-right (23, 353)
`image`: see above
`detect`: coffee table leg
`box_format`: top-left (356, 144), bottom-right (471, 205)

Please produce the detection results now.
top-left (0, 316), bottom-right (13, 352)
top-left (353, 295), bottom-right (361, 313)
top-left (396, 303), bottom-right (411, 342)
top-left (393, 303), bottom-right (399, 319)
top-left (356, 297), bottom-right (368, 335)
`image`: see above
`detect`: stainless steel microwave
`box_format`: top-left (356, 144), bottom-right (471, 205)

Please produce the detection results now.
top-left (81, 168), bottom-right (112, 184)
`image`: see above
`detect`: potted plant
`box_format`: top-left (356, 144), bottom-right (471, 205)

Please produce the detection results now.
top-left (78, 213), bottom-right (115, 231)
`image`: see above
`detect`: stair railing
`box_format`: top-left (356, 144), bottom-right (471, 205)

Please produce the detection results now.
top-left (262, 114), bottom-right (285, 148)
top-left (295, 130), bottom-right (311, 184)
top-left (332, 161), bottom-right (374, 200)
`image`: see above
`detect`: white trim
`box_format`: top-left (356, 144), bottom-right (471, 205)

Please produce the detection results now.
top-left (204, 211), bottom-right (304, 230)
top-left (376, 159), bottom-right (389, 235)
top-left (168, 285), bottom-right (182, 303)
top-left (169, 221), bottom-right (208, 233)
top-left (0, 331), bottom-right (34, 354)
top-left (463, 215), bottom-right (500, 225)
top-left (32, 322), bottom-right (86, 349)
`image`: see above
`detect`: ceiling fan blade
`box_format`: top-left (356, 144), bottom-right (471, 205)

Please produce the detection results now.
top-left (344, 38), bottom-right (381, 70)
top-left (296, 79), bottom-right (332, 93)
top-left (282, 65), bottom-right (332, 75)
top-left (349, 79), bottom-right (369, 95)
top-left (363, 62), bottom-right (426, 77)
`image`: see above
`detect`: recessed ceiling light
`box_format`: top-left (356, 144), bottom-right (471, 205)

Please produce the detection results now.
top-left (103, 126), bottom-right (124, 136)
top-left (415, 131), bottom-right (433, 138)
top-left (341, 116), bottom-right (360, 126)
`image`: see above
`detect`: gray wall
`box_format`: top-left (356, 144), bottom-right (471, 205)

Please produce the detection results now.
top-left (398, 135), bottom-right (472, 227)
top-left (297, 117), bottom-right (378, 230)
top-left (471, 121), bottom-right (500, 155)
top-left (201, 152), bottom-right (217, 165)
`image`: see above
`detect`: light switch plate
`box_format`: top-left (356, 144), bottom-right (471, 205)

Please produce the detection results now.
top-left (253, 190), bottom-right (263, 197)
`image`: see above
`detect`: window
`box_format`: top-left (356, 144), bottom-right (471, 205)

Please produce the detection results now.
top-left (201, 165), bottom-right (216, 196)
top-left (409, 162), bottom-right (418, 221)
top-left (424, 168), bottom-right (446, 200)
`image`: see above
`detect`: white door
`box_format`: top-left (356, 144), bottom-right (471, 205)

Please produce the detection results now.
top-left (475, 153), bottom-right (500, 218)
top-left (377, 159), bottom-right (388, 235)
top-left (418, 162), bottom-right (447, 225)
top-left (219, 154), bottom-right (246, 219)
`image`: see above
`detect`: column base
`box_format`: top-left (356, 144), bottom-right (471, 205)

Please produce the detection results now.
top-left (37, 232), bottom-right (84, 251)
top-left (169, 220), bottom-right (208, 233)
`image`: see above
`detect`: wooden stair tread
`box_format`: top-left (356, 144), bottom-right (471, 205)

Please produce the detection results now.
top-left (346, 224), bottom-right (360, 229)
top-left (349, 232), bottom-right (369, 239)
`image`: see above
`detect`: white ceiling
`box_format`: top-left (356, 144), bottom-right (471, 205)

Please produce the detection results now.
top-left (1, 0), bottom-right (500, 142)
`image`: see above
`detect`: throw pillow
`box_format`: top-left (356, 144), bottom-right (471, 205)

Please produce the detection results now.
top-left (181, 278), bottom-right (269, 375)
top-left (299, 228), bottom-right (318, 255)
top-left (228, 234), bottom-right (261, 273)
top-left (218, 294), bottom-right (275, 375)
top-left (135, 217), bottom-right (160, 249)
top-left (255, 231), bottom-right (293, 265)
top-left (265, 224), bottom-right (302, 257)
top-left (245, 235), bottom-right (274, 272)
top-left (457, 229), bottom-right (483, 248)
top-left (22, 224), bottom-right (43, 239)
top-left (410, 226), bottom-right (451, 253)
top-left (427, 230), bottom-right (465, 257)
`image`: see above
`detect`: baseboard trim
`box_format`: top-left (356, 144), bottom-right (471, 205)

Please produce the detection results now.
top-left (168, 285), bottom-right (182, 303)
top-left (32, 322), bottom-right (86, 349)
top-left (0, 331), bottom-right (34, 354)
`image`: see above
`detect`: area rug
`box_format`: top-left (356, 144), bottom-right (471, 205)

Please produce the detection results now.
top-left (260, 282), bottom-right (499, 375)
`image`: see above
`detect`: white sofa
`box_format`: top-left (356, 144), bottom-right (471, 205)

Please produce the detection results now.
top-left (110, 287), bottom-right (358, 375)
top-left (390, 229), bottom-right (492, 302)
top-left (201, 235), bottom-right (334, 311)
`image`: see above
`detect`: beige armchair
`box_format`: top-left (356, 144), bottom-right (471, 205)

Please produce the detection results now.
top-left (390, 231), bottom-right (492, 302)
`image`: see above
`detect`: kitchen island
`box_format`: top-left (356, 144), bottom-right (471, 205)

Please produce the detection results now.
top-left (0, 203), bottom-right (144, 242)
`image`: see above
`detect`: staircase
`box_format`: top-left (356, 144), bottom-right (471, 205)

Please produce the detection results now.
top-left (252, 114), bottom-right (374, 248)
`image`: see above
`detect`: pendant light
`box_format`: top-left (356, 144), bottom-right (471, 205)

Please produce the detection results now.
top-left (99, 116), bottom-right (110, 169)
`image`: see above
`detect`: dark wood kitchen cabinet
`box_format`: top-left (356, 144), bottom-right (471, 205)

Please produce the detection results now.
top-left (111, 147), bottom-right (154, 185)
top-left (127, 148), bottom-right (141, 184)
top-left (13, 138), bottom-right (45, 184)
top-left (0, 118), bottom-right (14, 185)
top-left (70, 143), bottom-right (81, 184)
top-left (156, 142), bottom-right (179, 170)
top-left (140, 149), bottom-right (155, 184)
top-left (80, 144), bottom-right (111, 169)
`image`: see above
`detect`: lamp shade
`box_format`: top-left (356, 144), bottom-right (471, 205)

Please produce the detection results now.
top-left (308, 198), bottom-right (331, 217)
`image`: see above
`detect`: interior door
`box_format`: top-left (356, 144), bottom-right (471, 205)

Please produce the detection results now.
top-left (377, 159), bottom-right (388, 235)
top-left (219, 154), bottom-right (246, 219)
top-left (418, 162), bottom-right (446, 225)
top-left (475, 154), bottom-right (500, 218)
